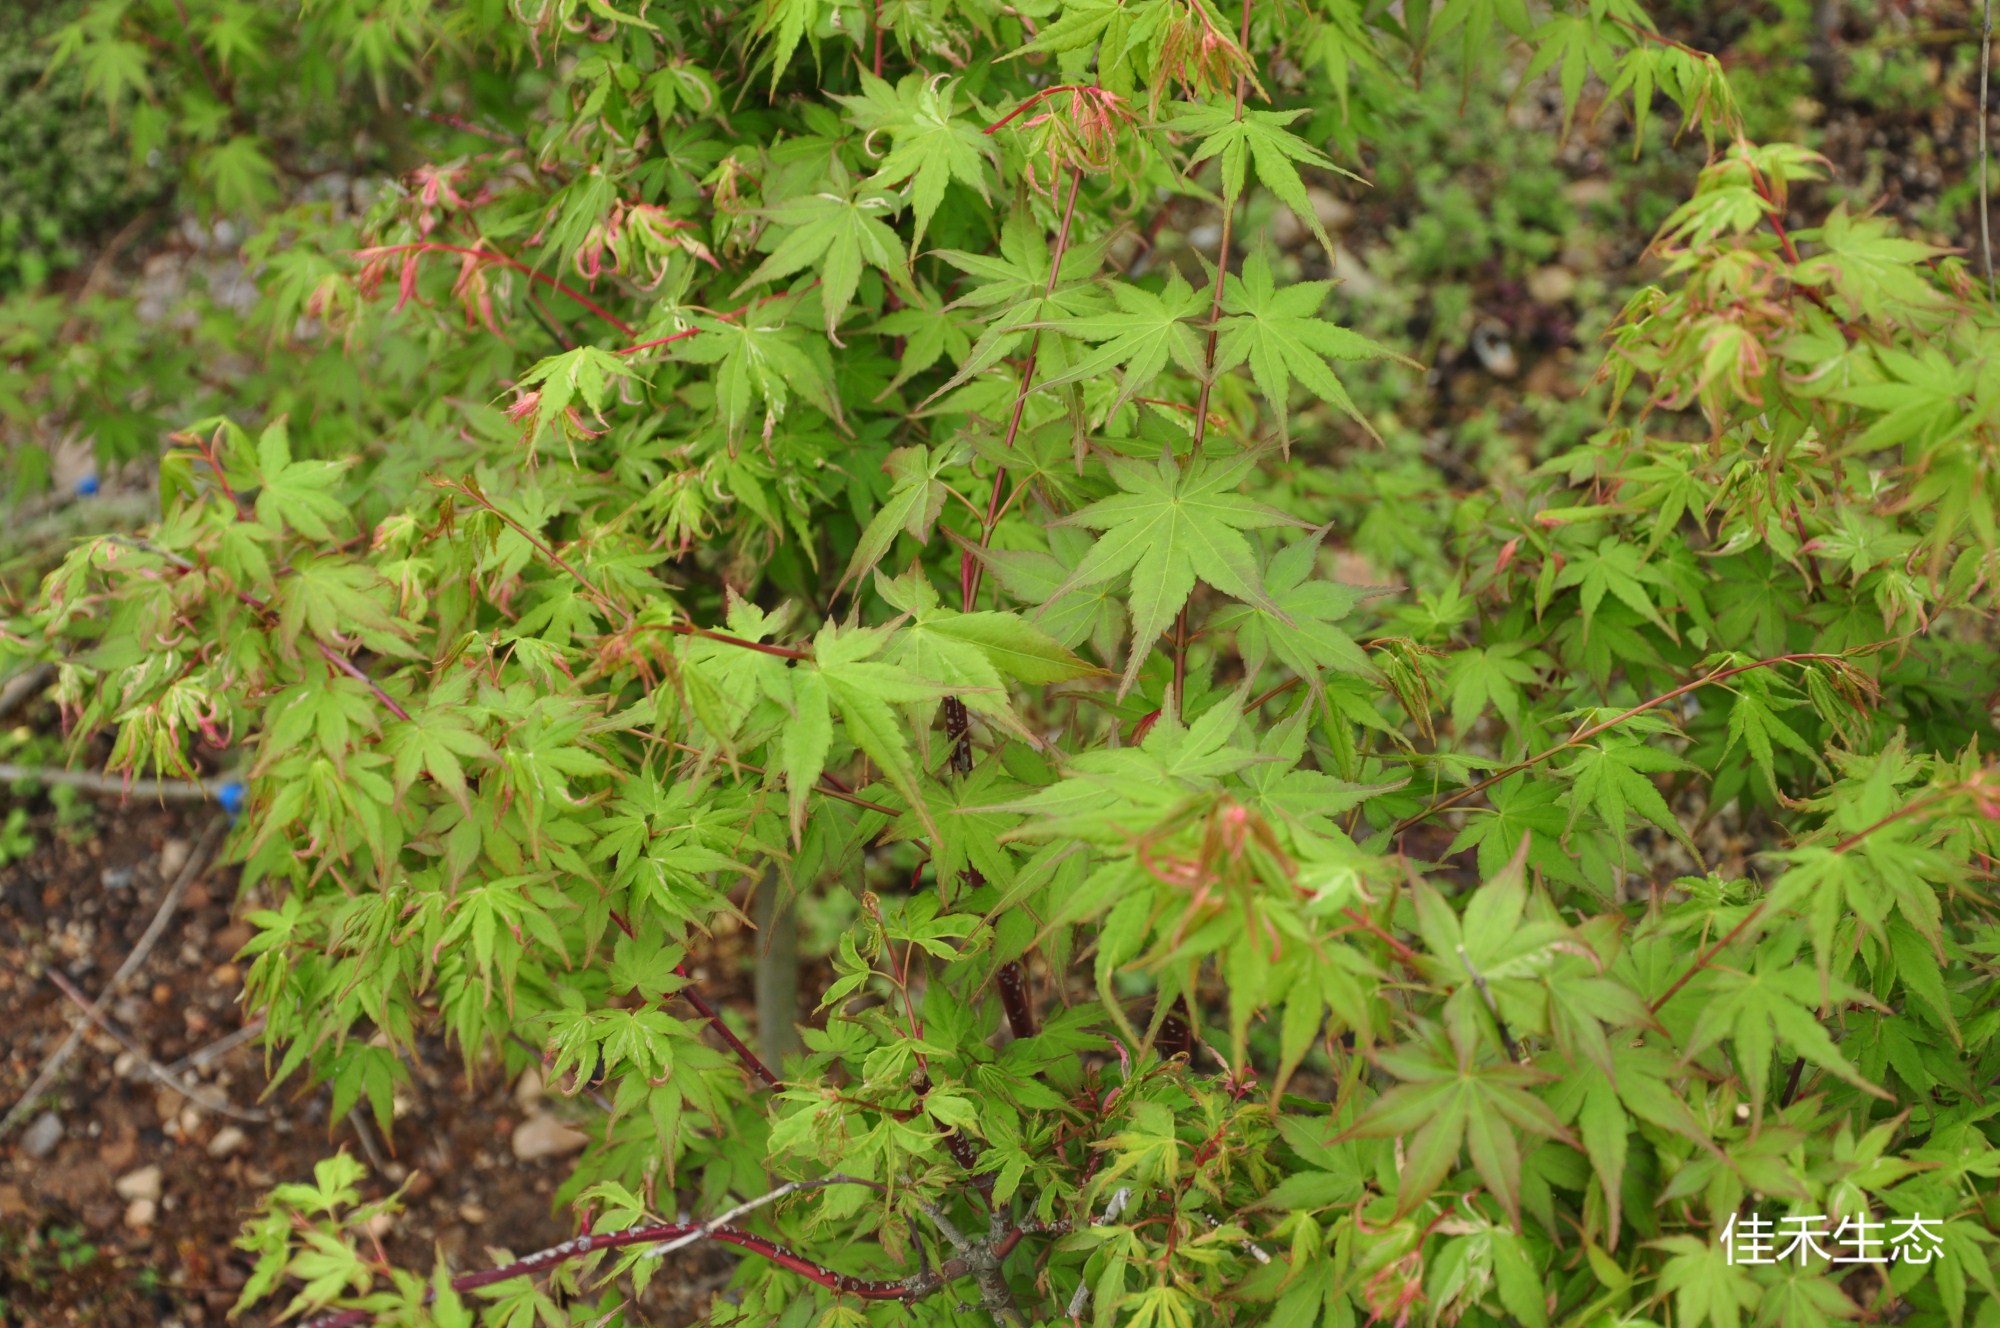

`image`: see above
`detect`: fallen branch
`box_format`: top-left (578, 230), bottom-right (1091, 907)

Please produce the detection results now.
top-left (0, 816), bottom-right (229, 1137)
top-left (0, 762), bottom-right (221, 802)
top-left (43, 967), bottom-right (268, 1123)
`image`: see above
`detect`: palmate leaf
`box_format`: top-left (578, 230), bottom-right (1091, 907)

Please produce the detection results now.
top-left (1030, 272), bottom-right (1207, 419)
top-left (1207, 534), bottom-right (1378, 687)
top-left (253, 417), bottom-right (354, 541)
top-left (735, 181), bottom-right (912, 342)
top-left (1169, 103), bottom-right (1360, 260)
top-left (838, 442), bottom-right (962, 595)
top-left (832, 72), bottom-right (994, 254)
top-left (1681, 957), bottom-right (1892, 1119)
top-left (1651, 1236), bottom-right (1760, 1328)
top-left (1345, 1023), bottom-right (1577, 1227)
top-left (1216, 251), bottom-right (1411, 444)
top-left (671, 313), bottom-right (839, 439)
top-left (811, 622), bottom-right (953, 840)
top-left (1049, 452), bottom-right (1309, 694)
top-left (919, 213), bottom-right (1111, 409)
top-left (1562, 735), bottom-right (1699, 858)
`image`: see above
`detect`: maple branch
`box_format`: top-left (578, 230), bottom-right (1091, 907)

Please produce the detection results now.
top-left (982, 86), bottom-right (1091, 135)
top-left (962, 165), bottom-right (1085, 618)
top-left (676, 961), bottom-right (784, 1088)
top-left (1649, 789), bottom-right (1959, 1014)
top-left (1392, 650), bottom-right (1874, 836)
top-left (356, 243), bottom-right (637, 336)
top-left (436, 476), bottom-right (628, 621)
top-left (114, 535), bottom-right (415, 723)
top-left (639, 623), bottom-right (811, 661)
top-left (1190, 0), bottom-right (1256, 450)
top-left (298, 1192), bottom-right (1036, 1328)
top-left (613, 328), bottom-right (700, 356)
top-left (1983, 0), bottom-right (1995, 296)
top-left (601, 907), bottom-right (785, 1088)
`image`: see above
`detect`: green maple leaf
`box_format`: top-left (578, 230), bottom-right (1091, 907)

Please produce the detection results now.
top-left (672, 314), bottom-right (839, 439)
top-left (1681, 959), bottom-right (1892, 1120)
top-left (1345, 1023), bottom-right (1576, 1227)
top-left (1050, 453), bottom-right (1308, 694)
top-left (752, 0), bottom-right (826, 91)
top-left (813, 622), bottom-right (951, 839)
top-left (839, 442), bottom-right (962, 595)
top-left (832, 72), bottom-right (994, 254)
top-left (1444, 641), bottom-right (1541, 736)
top-left (920, 211), bottom-right (1110, 410)
top-left (1215, 251), bottom-right (1410, 443)
top-left (1563, 736), bottom-right (1698, 857)
top-left (1169, 103), bottom-right (1361, 260)
top-left (1031, 272), bottom-right (1207, 419)
top-left (384, 710), bottom-right (495, 812)
top-left (1720, 676), bottom-right (1824, 797)
top-left (735, 179), bottom-right (912, 343)
top-left (1794, 206), bottom-right (1951, 322)
top-left (253, 417), bottom-right (353, 541)
top-left (975, 524), bottom-right (1128, 665)
top-left (1651, 1236), bottom-right (1759, 1328)
top-left (867, 285), bottom-right (973, 394)
top-left (1552, 536), bottom-right (1677, 641)
top-left (1207, 534), bottom-right (1378, 687)
top-left (1447, 777), bottom-right (1586, 887)
top-left (515, 345), bottom-right (640, 451)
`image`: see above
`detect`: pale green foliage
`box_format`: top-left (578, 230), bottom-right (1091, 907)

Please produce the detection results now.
top-left (9, 1), bottom-right (2000, 1327)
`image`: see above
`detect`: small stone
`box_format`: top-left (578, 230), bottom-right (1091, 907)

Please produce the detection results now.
top-left (99, 1132), bottom-right (139, 1172)
top-left (366, 1211), bottom-right (395, 1239)
top-left (114, 1051), bottom-right (143, 1080)
top-left (510, 1113), bottom-right (588, 1163)
top-left (159, 838), bottom-right (191, 880)
top-left (125, 1197), bottom-right (158, 1230)
top-left (151, 982), bottom-right (173, 1005)
top-left (1470, 322), bottom-right (1519, 379)
top-left (207, 1126), bottom-right (249, 1159)
top-left (514, 1065), bottom-right (545, 1108)
top-left (1329, 246), bottom-right (1383, 302)
top-left (1527, 264), bottom-right (1578, 304)
top-left (21, 1111), bottom-right (62, 1160)
top-left (115, 1164), bottom-right (163, 1202)
top-left (210, 964), bottom-right (240, 987)
top-left (1306, 186), bottom-right (1353, 230)
top-left (458, 1202), bottom-right (488, 1224)
top-left (101, 866), bottom-right (136, 891)
top-left (0, 1184), bottom-right (28, 1217)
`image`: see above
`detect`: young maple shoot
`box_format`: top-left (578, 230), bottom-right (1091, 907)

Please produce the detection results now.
top-left (9, 1), bottom-right (2000, 1327)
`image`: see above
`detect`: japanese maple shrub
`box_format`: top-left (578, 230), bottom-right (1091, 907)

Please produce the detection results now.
top-left (19, 0), bottom-right (2000, 1325)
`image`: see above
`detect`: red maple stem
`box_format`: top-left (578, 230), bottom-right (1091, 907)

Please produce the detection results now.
top-left (674, 961), bottom-right (783, 1087)
top-left (297, 1219), bottom-right (950, 1328)
top-left (600, 909), bottom-right (783, 1087)
top-left (1392, 649), bottom-right (1880, 835)
top-left (357, 242), bottom-right (637, 336)
top-left (982, 86), bottom-right (1090, 135)
top-left (1649, 789), bottom-right (1957, 1014)
top-left (642, 622), bottom-right (811, 661)
top-left (614, 328), bottom-right (700, 356)
top-left (961, 166), bottom-right (1085, 616)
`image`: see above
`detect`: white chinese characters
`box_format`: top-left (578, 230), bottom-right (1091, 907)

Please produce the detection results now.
top-left (1722, 1212), bottom-right (1945, 1266)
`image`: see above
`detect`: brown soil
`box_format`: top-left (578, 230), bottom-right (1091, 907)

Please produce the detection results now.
top-left (0, 779), bottom-right (738, 1326)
